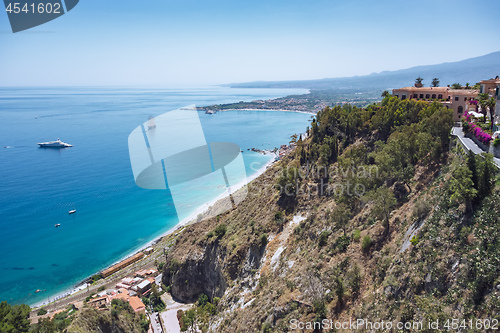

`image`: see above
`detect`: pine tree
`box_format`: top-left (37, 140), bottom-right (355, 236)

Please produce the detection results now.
top-left (478, 154), bottom-right (495, 201)
top-left (467, 149), bottom-right (478, 191)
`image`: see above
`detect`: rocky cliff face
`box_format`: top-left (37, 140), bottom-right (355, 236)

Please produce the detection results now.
top-left (163, 238), bottom-right (267, 303)
top-left (163, 241), bottom-right (228, 303)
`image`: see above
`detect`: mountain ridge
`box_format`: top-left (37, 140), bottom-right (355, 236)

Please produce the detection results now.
top-left (229, 51), bottom-right (500, 90)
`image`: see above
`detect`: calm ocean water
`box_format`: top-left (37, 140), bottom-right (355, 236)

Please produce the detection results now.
top-left (0, 86), bottom-right (311, 305)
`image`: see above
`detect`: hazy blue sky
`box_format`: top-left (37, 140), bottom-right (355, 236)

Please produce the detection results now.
top-left (1, 0), bottom-right (499, 86)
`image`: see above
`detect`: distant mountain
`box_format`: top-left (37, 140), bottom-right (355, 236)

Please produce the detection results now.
top-left (229, 51), bottom-right (500, 90)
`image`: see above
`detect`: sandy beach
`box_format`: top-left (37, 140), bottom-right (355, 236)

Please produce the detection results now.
top-left (217, 108), bottom-right (315, 115)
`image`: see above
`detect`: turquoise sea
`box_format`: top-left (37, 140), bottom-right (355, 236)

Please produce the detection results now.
top-left (0, 86), bottom-right (311, 306)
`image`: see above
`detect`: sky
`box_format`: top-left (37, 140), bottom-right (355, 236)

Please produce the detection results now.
top-left (1, 0), bottom-right (499, 86)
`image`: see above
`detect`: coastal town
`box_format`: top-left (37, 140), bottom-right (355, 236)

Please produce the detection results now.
top-left (197, 89), bottom-right (382, 114)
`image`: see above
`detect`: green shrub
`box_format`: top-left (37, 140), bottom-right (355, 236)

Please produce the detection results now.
top-left (206, 231), bottom-right (214, 238)
top-left (274, 211), bottom-right (284, 222)
top-left (111, 298), bottom-right (133, 312)
top-left (478, 122), bottom-right (490, 132)
top-left (285, 279), bottom-right (296, 291)
top-left (462, 120), bottom-right (470, 132)
top-left (214, 224), bottom-right (227, 238)
top-left (347, 264), bottom-right (362, 295)
top-left (262, 322), bottom-right (272, 333)
top-left (37, 308), bottom-right (47, 316)
top-left (318, 231), bottom-right (330, 247)
top-left (459, 226), bottom-right (472, 243)
top-left (91, 274), bottom-right (101, 283)
top-left (333, 235), bottom-right (350, 252)
top-left (410, 235), bottom-right (419, 246)
top-left (260, 233), bottom-right (268, 245)
top-left (353, 229), bottom-right (361, 242)
top-left (493, 138), bottom-right (500, 147)
top-left (97, 286), bottom-right (106, 292)
top-left (412, 198), bottom-right (431, 221)
top-left (140, 319), bottom-right (150, 331)
top-left (169, 259), bottom-right (180, 275)
top-left (361, 235), bottom-right (371, 253)
top-left (197, 294), bottom-right (208, 307)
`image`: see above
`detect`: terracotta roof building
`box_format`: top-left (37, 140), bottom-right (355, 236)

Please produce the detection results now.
top-left (392, 86), bottom-right (478, 121)
top-left (479, 76), bottom-right (500, 116)
top-left (128, 296), bottom-right (146, 314)
top-left (111, 288), bottom-right (130, 302)
top-left (480, 77), bottom-right (500, 95)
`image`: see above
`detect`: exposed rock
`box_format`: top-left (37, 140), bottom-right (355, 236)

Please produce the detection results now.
top-left (241, 244), bottom-right (266, 278)
top-left (163, 240), bottom-right (265, 303)
top-left (163, 241), bottom-right (228, 303)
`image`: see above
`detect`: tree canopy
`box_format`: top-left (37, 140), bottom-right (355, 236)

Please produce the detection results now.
top-left (0, 301), bottom-right (31, 333)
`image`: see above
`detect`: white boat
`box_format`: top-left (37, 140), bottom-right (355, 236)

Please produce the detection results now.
top-left (38, 138), bottom-right (73, 148)
top-left (69, 210), bottom-right (76, 215)
top-left (55, 224), bottom-right (61, 228)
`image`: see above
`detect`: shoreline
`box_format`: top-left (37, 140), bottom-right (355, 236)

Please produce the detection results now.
top-left (207, 108), bottom-right (316, 115)
top-left (31, 150), bottom-right (277, 308)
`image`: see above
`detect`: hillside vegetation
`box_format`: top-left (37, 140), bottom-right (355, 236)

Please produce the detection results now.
top-left (162, 96), bottom-right (500, 332)
top-left (0, 298), bottom-right (147, 333)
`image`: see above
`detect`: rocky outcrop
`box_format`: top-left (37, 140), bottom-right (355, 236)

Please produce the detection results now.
top-left (163, 242), bottom-right (227, 303)
top-left (163, 241), bottom-right (227, 303)
top-left (162, 239), bottom-right (266, 303)
top-left (240, 244), bottom-right (266, 278)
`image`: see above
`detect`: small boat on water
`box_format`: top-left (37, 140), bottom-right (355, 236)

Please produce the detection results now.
top-left (55, 224), bottom-right (61, 228)
top-left (69, 210), bottom-right (76, 215)
top-left (38, 138), bottom-right (72, 148)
